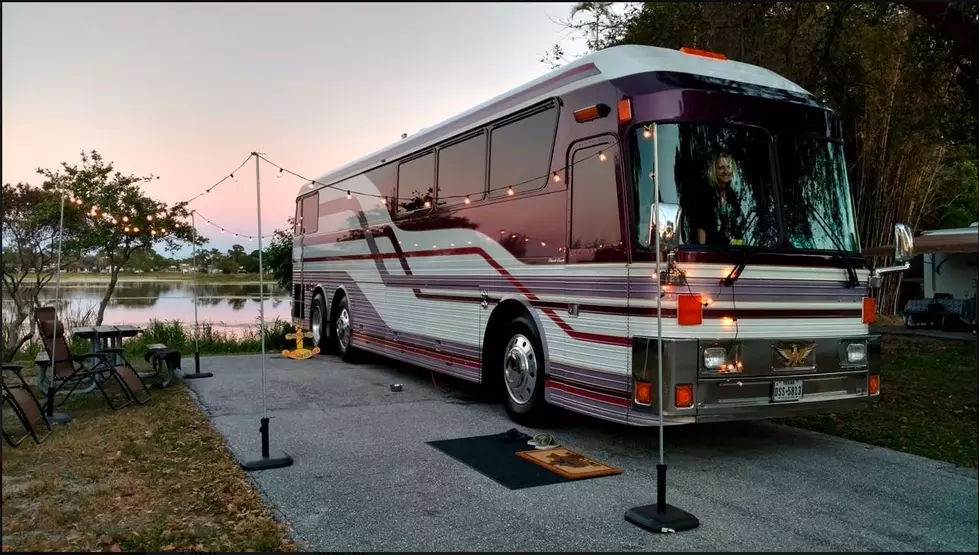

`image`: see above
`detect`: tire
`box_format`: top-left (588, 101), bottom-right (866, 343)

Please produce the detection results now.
top-left (332, 294), bottom-right (358, 362)
top-left (498, 314), bottom-right (549, 426)
top-left (309, 292), bottom-right (331, 352)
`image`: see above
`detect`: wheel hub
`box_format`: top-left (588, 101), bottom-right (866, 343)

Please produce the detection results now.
top-left (503, 334), bottom-right (537, 405)
top-left (336, 308), bottom-right (350, 350)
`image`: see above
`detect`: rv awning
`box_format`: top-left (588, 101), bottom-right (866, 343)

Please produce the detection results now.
top-left (862, 231), bottom-right (979, 257)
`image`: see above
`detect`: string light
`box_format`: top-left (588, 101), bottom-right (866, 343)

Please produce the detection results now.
top-left (230, 173), bottom-right (238, 182)
top-left (254, 140), bottom-right (616, 205)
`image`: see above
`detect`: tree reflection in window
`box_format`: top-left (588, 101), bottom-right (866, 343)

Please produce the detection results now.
top-left (777, 137), bottom-right (860, 253)
top-left (643, 123), bottom-right (780, 248)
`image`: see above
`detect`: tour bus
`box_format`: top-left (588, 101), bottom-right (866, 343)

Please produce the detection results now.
top-left (290, 44), bottom-right (914, 426)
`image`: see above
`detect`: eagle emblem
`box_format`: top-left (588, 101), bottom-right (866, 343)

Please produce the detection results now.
top-left (775, 343), bottom-right (815, 367)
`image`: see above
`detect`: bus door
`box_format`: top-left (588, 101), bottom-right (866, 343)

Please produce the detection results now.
top-left (566, 134), bottom-right (625, 375)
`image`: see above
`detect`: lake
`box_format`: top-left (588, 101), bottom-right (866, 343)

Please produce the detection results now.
top-left (1, 278), bottom-right (292, 333)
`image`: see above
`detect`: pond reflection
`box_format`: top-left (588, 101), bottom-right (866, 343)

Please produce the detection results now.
top-left (1, 279), bottom-right (291, 328)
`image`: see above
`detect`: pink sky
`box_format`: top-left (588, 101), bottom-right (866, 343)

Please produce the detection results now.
top-left (2, 2), bottom-right (586, 257)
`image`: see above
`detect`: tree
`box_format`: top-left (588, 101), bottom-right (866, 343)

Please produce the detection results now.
top-left (263, 221), bottom-right (294, 291)
top-left (1, 182), bottom-right (85, 361)
top-left (36, 150), bottom-right (204, 325)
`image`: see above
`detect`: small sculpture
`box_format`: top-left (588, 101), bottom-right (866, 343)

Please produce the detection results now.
top-left (282, 326), bottom-right (320, 360)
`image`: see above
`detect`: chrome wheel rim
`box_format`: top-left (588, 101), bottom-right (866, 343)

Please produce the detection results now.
top-left (336, 307), bottom-right (350, 351)
top-left (311, 303), bottom-right (323, 345)
top-left (503, 334), bottom-right (537, 405)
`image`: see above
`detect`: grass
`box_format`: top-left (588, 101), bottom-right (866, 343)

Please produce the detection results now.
top-left (779, 334), bottom-right (979, 469)
top-left (8, 317), bottom-right (305, 367)
top-left (1, 381), bottom-right (300, 552)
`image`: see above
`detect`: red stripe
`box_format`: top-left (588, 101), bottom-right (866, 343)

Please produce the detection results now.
top-left (307, 246), bottom-right (633, 346)
top-left (545, 378), bottom-right (631, 407)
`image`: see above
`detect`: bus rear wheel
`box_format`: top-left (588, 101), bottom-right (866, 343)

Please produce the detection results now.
top-left (498, 315), bottom-right (548, 425)
top-left (332, 294), bottom-right (358, 362)
top-left (310, 292), bottom-right (330, 352)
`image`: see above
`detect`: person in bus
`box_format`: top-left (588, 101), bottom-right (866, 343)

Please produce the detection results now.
top-left (692, 152), bottom-right (745, 245)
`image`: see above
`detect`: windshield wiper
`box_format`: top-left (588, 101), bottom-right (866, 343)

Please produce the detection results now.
top-left (722, 244), bottom-right (757, 286)
top-left (809, 209), bottom-right (860, 288)
top-left (722, 211), bottom-right (759, 287)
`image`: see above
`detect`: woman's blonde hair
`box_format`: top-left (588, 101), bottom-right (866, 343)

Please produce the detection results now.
top-left (706, 153), bottom-right (737, 188)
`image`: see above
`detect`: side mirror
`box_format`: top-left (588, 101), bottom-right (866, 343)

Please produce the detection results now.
top-left (893, 222), bottom-right (914, 262)
top-left (648, 202), bottom-right (682, 252)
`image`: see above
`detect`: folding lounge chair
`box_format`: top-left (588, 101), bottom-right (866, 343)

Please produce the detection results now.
top-left (34, 308), bottom-right (151, 410)
top-left (2, 364), bottom-right (52, 447)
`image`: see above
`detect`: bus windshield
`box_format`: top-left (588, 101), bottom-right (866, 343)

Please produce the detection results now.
top-left (631, 122), bottom-right (860, 254)
top-left (776, 135), bottom-right (861, 253)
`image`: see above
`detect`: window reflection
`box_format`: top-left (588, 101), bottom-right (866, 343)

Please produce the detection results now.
top-left (633, 123), bottom-right (780, 249)
top-left (777, 137), bottom-right (860, 252)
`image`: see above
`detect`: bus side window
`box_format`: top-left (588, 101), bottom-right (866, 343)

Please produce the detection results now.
top-left (301, 194), bottom-right (319, 234)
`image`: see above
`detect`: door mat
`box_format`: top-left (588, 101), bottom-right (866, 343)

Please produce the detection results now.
top-left (426, 429), bottom-right (621, 490)
top-left (516, 447), bottom-right (622, 480)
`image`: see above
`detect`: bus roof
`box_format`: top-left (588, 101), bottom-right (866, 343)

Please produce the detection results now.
top-left (299, 44), bottom-right (810, 196)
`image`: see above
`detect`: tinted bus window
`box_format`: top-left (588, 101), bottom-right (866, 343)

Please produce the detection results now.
top-left (488, 106), bottom-right (557, 198)
top-left (397, 151), bottom-right (434, 213)
top-left (437, 132), bottom-right (486, 207)
top-left (571, 144), bottom-right (621, 249)
top-left (301, 194), bottom-right (319, 234)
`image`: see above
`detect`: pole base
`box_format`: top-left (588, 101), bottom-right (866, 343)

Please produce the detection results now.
top-left (47, 411), bottom-right (72, 425)
top-left (625, 503), bottom-right (700, 533)
top-left (182, 372), bottom-right (214, 379)
top-left (240, 451), bottom-right (293, 471)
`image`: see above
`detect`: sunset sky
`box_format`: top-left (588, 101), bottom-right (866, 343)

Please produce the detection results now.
top-left (2, 2), bottom-right (587, 257)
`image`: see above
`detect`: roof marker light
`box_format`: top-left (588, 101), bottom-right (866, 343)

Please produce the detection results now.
top-left (679, 46), bottom-right (727, 60)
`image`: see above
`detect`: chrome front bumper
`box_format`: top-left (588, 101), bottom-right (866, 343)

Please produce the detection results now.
top-left (628, 335), bottom-right (882, 425)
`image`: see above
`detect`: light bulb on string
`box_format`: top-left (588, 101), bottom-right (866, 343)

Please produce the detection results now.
top-left (230, 173), bottom-right (238, 182)
top-left (277, 169), bottom-right (283, 178)
top-left (507, 186), bottom-right (515, 196)
top-left (552, 172), bottom-right (561, 183)
top-left (599, 152), bottom-right (607, 162)
top-left (643, 126), bottom-right (653, 139)
top-left (346, 191), bottom-right (352, 199)
top-left (464, 195), bottom-right (471, 204)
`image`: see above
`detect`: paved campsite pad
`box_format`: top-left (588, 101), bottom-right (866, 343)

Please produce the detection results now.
top-left (184, 353), bottom-right (979, 552)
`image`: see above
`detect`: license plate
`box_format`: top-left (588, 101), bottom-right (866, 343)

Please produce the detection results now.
top-left (772, 379), bottom-right (804, 402)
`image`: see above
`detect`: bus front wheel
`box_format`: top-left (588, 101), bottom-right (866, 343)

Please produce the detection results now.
top-left (498, 315), bottom-right (549, 426)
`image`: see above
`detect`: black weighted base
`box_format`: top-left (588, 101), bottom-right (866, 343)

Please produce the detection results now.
top-left (46, 411), bottom-right (72, 425)
top-left (182, 351), bottom-right (213, 379)
top-left (625, 503), bottom-right (700, 533)
top-left (45, 387), bottom-right (72, 424)
top-left (624, 463), bottom-right (699, 533)
top-left (240, 417), bottom-right (293, 471)
top-left (241, 451), bottom-right (294, 471)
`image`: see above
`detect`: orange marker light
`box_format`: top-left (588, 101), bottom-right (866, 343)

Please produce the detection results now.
top-left (675, 384), bottom-right (694, 408)
top-left (862, 296), bottom-right (876, 324)
top-left (868, 374), bottom-right (880, 395)
top-left (617, 98), bottom-right (632, 123)
top-left (573, 104), bottom-right (611, 123)
top-left (679, 46), bottom-right (728, 60)
top-left (635, 380), bottom-right (652, 406)
top-left (677, 294), bottom-right (703, 325)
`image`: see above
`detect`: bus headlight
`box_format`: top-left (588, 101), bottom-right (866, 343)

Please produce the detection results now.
top-left (704, 347), bottom-right (727, 369)
top-left (701, 344), bottom-right (743, 375)
top-left (846, 342), bottom-right (867, 365)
